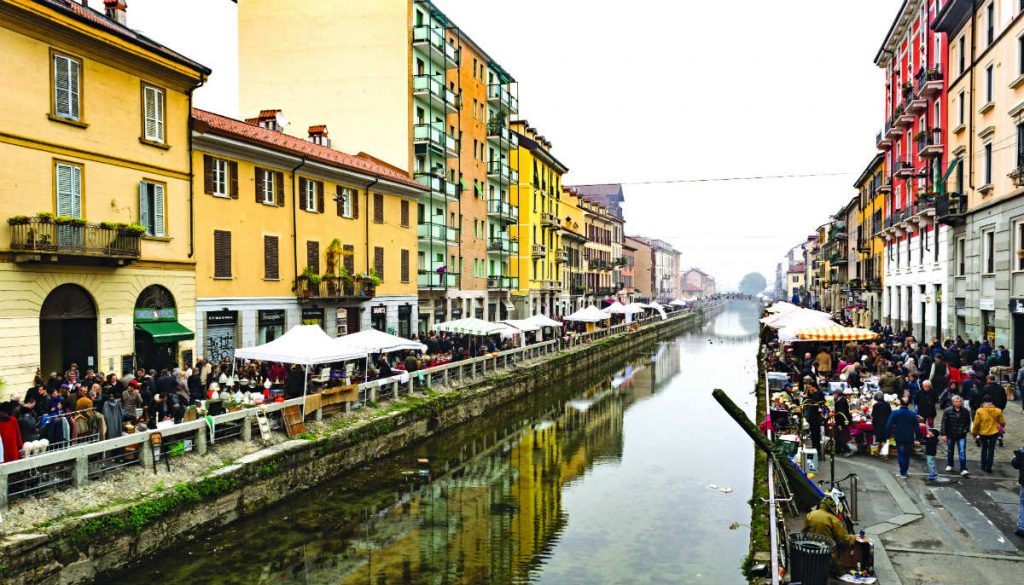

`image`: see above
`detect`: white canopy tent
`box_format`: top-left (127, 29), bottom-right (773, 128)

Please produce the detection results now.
top-left (330, 329), bottom-right (426, 355)
top-left (645, 301), bottom-right (668, 321)
top-left (762, 308), bottom-right (834, 329)
top-left (669, 299), bottom-right (688, 307)
top-left (603, 301), bottom-right (627, 313)
top-left (564, 305), bottom-right (612, 323)
top-left (525, 314), bottom-right (562, 328)
top-left (501, 319), bottom-right (541, 347)
top-left (433, 317), bottom-right (519, 337)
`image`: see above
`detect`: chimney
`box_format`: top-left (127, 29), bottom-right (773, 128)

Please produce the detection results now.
top-left (104, 0), bottom-right (127, 25)
top-left (256, 109), bottom-right (285, 132)
top-left (307, 125), bottom-right (330, 147)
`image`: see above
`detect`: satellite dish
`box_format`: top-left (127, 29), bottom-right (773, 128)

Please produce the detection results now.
top-left (275, 112), bottom-right (289, 129)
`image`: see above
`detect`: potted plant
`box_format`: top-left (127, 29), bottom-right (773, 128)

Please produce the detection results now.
top-left (913, 130), bottom-right (926, 142)
top-left (7, 215), bottom-right (30, 226)
top-left (35, 211), bottom-right (55, 223)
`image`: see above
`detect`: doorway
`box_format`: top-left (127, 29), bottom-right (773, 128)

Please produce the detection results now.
top-left (39, 283), bottom-right (97, 376)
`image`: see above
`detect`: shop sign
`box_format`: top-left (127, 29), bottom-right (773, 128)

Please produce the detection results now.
top-left (980, 298), bottom-right (995, 311)
top-left (398, 305), bottom-right (412, 317)
top-left (206, 310), bottom-right (237, 326)
top-left (302, 307), bottom-right (324, 321)
top-left (134, 307), bottom-right (177, 322)
top-left (1011, 298), bottom-right (1024, 314)
top-left (371, 305), bottom-right (387, 316)
top-left (451, 306), bottom-right (463, 319)
top-left (258, 310), bottom-right (285, 326)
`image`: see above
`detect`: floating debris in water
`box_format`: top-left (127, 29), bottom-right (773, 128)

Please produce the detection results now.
top-left (708, 484), bottom-right (733, 494)
top-left (416, 458), bottom-right (429, 463)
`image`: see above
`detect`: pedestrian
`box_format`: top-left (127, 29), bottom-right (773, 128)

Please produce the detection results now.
top-left (972, 401), bottom-right (1006, 474)
top-left (885, 397), bottom-right (922, 479)
top-left (941, 395), bottom-right (972, 476)
top-left (915, 379), bottom-right (938, 427)
top-left (1016, 360), bottom-right (1024, 413)
top-left (804, 379), bottom-right (825, 455)
top-left (1011, 446), bottom-right (1024, 538)
top-left (924, 427), bottom-right (939, 480)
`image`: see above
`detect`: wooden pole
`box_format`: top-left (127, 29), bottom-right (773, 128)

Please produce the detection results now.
top-left (711, 388), bottom-right (821, 509)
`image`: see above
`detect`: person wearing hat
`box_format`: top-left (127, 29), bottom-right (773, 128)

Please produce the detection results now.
top-left (803, 496), bottom-right (856, 570)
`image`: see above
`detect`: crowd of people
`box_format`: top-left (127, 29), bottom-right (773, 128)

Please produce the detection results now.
top-left (763, 317), bottom-right (1024, 547)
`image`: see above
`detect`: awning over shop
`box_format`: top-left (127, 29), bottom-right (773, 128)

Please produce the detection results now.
top-left (136, 321), bottom-right (195, 343)
top-left (793, 326), bottom-right (879, 342)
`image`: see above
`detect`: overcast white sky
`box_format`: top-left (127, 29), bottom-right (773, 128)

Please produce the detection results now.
top-left (119, 0), bottom-right (901, 291)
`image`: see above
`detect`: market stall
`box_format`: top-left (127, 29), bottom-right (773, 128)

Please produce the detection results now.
top-left (564, 305), bottom-right (611, 332)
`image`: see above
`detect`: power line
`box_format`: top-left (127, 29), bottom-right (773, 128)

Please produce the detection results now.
top-left (609, 171), bottom-right (856, 186)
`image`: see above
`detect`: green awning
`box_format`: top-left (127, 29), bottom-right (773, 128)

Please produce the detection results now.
top-left (137, 321), bottom-right (194, 343)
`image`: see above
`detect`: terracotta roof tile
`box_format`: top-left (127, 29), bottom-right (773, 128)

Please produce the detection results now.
top-left (308, 124), bottom-right (328, 134)
top-left (192, 108), bottom-right (423, 190)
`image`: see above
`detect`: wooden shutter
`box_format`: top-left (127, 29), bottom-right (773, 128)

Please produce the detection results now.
top-left (316, 181), bottom-right (324, 213)
top-left (53, 54), bottom-right (79, 120)
top-left (374, 246), bottom-right (384, 280)
top-left (401, 249), bottom-right (410, 282)
top-left (400, 200), bottom-right (409, 227)
top-left (275, 172), bottom-right (285, 206)
top-left (352, 189), bottom-right (359, 218)
top-left (229, 161), bottom-right (238, 199)
top-left (343, 245), bottom-right (355, 274)
top-left (203, 155), bottom-right (215, 194)
top-left (264, 235), bottom-right (279, 280)
top-left (336, 186), bottom-right (344, 217)
top-left (153, 183), bottom-right (165, 237)
top-left (143, 85), bottom-right (158, 141)
top-left (55, 163), bottom-right (81, 217)
top-left (254, 167), bottom-right (265, 203)
top-left (307, 240), bottom-right (319, 271)
top-left (374, 193), bottom-right (384, 223)
top-left (298, 178), bottom-right (308, 211)
top-left (214, 230), bottom-right (232, 278)
top-left (138, 182), bottom-right (150, 233)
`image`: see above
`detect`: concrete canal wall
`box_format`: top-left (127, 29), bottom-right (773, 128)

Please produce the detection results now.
top-left (0, 304), bottom-right (721, 585)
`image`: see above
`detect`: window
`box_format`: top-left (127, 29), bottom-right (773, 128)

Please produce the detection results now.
top-left (213, 230), bottom-right (231, 278)
top-left (299, 178), bottom-right (323, 212)
top-left (987, 2), bottom-right (995, 46)
top-left (959, 35), bottom-right (966, 74)
top-left (54, 161), bottom-right (82, 220)
top-left (306, 240), bottom-right (319, 271)
top-left (264, 235), bottom-right (279, 280)
top-left (986, 64), bottom-right (994, 104)
top-left (400, 199), bottom-right (410, 227)
top-left (51, 52), bottom-right (81, 122)
top-left (142, 84), bottom-right (165, 143)
top-left (343, 245), bottom-right (355, 275)
top-left (984, 141), bottom-right (993, 185)
top-left (401, 249), bottom-right (410, 283)
top-left (1018, 123), bottom-right (1024, 169)
top-left (956, 237), bottom-right (966, 275)
top-left (255, 168), bottom-right (281, 205)
top-left (1017, 222), bottom-right (1024, 271)
top-left (139, 181), bottom-right (166, 237)
top-left (203, 155), bottom-right (237, 198)
top-left (373, 193), bottom-right (384, 223)
top-left (337, 187), bottom-right (353, 218)
top-left (983, 229), bottom-right (996, 273)
top-left (1018, 32), bottom-right (1024, 75)
top-left (374, 246), bottom-right (385, 280)
top-left (956, 91), bottom-right (965, 127)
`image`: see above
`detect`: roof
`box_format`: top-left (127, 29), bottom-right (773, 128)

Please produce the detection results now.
top-left (513, 131), bottom-right (569, 174)
top-left (31, 0), bottom-right (210, 75)
top-left (685, 268), bottom-right (710, 277)
top-left (788, 264), bottom-right (806, 274)
top-left (192, 109), bottom-right (424, 190)
top-left (853, 152), bottom-right (885, 188)
top-left (874, 0), bottom-right (910, 66)
top-left (570, 184), bottom-right (624, 198)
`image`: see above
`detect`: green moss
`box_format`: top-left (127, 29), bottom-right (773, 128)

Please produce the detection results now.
top-left (257, 459), bottom-right (282, 479)
top-left (742, 352), bottom-right (771, 581)
top-left (292, 432), bottom-right (315, 441)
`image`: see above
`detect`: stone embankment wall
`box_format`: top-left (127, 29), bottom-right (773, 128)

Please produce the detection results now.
top-left (0, 305), bottom-right (721, 585)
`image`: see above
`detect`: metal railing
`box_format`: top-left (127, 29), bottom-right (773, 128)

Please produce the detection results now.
top-left (8, 219), bottom-right (142, 260)
top-left (487, 275), bottom-right (518, 290)
top-left (417, 270), bottom-right (460, 289)
top-left (296, 278), bottom-right (374, 301)
top-left (0, 304), bottom-right (718, 507)
top-left (486, 198), bottom-right (518, 219)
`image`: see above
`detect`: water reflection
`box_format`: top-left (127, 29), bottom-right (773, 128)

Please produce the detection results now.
top-left (117, 301), bottom-right (760, 585)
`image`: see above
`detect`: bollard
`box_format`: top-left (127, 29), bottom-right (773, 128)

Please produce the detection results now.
top-left (195, 424), bottom-right (208, 456)
top-left (142, 439), bottom-right (154, 470)
top-left (392, 380), bottom-right (399, 398)
top-left (315, 408), bottom-right (323, 422)
top-left (369, 386), bottom-right (378, 404)
top-left (242, 414), bottom-right (253, 442)
top-left (344, 400), bottom-right (352, 413)
top-left (443, 368), bottom-right (449, 386)
top-left (406, 377), bottom-right (413, 396)
top-left (73, 453), bottom-right (89, 487)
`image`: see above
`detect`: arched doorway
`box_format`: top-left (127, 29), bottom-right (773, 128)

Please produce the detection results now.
top-left (39, 284), bottom-right (97, 376)
top-left (134, 285), bottom-right (192, 372)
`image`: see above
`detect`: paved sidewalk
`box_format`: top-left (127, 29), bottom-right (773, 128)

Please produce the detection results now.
top-left (787, 398), bottom-right (1024, 584)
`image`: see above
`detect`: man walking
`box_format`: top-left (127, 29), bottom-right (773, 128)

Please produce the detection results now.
top-left (941, 395), bottom-right (972, 476)
top-left (886, 397), bottom-right (923, 479)
top-left (972, 400), bottom-right (1006, 474)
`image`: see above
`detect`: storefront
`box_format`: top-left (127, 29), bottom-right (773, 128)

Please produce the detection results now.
top-left (398, 305), bottom-right (412, 338)
top-left (132, 285), bottom-right (193, 372)
top-left (371, 304), bottom-right (388, 332)
top-left (258, 309), bottom-right (286, 344)
top-left (1011, 298), bottom-right (1024, 366)
top-left (205, 310), bottom-right (238, 363)
top-left (302, 307), bottom-right (325, 329)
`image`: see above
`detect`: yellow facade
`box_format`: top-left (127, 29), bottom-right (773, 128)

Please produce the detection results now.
top-left (582, 199), bottom-right (614, 301)
top-left (510, 121), bottom-right (568, 316)
top-left (558, 187), bottom-right (587, 314)
top-left (0, 0), bottom-right (207, 390)
top-left (854, 153), bottom-right (885, 322)
top-left (190, 110), bottom-right (424, 359)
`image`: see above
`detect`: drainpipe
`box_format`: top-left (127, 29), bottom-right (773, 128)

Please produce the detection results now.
top-left (186, 76), bottom-right (205, 259)
top-left (290, 156), bottom-right (308, 284)
top-left (968, 0), bottom-right (977, 190)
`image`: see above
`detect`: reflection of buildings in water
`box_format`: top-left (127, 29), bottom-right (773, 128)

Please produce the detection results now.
top-left (651, 342), bottom-right (682, 392)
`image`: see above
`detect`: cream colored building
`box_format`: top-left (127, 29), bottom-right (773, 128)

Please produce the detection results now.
top-left (0, 0), bottom-right (208, 390)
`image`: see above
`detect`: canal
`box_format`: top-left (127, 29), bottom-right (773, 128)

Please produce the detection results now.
top-left (116, 300), bottom-right (761, 585)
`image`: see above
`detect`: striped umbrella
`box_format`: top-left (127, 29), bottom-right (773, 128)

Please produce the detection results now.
top-left (793, 326), bottom-right (879, 341)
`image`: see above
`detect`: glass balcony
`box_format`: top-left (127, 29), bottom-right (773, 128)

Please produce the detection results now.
top-left (487, 84), bottom-right (518, 114)
top-left (487, 237), bottom-right (518, 254)
top-left (418, 270), bottom-right (460, 289)
top-left (417, 221), bottom-right (459, 244)
top-left (486, 122), bottom-right (518, 150)
top-left (412, 25), bottom-right (458, 68)
top-left (414, 173), bottom-right (459, 202)
top-left (412, 75), bottom-right (458, 112)
top-left (487, 275), bottom-right (518, 290)
top-left (487, 160), bottom-right (512, 182)
top-left (486, 198), bottom-right (518, 221)
top-left (413, 123), bottom-right (457, 156)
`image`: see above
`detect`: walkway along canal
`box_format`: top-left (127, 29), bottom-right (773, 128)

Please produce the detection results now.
top-left (110, 300), bottom-right (763, 585)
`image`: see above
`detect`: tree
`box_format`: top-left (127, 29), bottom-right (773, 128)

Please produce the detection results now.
top-left (738, 272), bottom-right (767, 296)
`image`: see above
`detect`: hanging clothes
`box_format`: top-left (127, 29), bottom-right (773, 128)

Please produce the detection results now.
top-left (102, 400), bottom-right (124, 439)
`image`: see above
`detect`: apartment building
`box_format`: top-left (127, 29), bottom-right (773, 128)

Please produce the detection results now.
top-left (581, 199), bottom-right (615, 303)
top-left (876, 0), bottom-right (951, 341)
top-left (626, 236), bottom-right (654, 301)
top-left (935, 0), bottom-right (1024, 358)
top-left (0, 0), bottom-right (209, 386)
top-left (558, 187), bottom-right (587, 316)
top-left (852, 153), bottom-right (887, 323)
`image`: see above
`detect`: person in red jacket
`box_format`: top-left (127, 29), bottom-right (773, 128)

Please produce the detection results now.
top-left (0, 401), bottom-right (25, 463)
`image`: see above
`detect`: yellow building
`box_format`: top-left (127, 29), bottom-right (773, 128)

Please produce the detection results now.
top-left (853, 153), bottom-right (886, 324)
top-left (237, 0), bottom-right (520, 331)
top-left (582, 199), bottom-right (615, 303)
top-left (190, 109), bottom-right (425, 361)
top-left (510, 121), bottom-right (568, 316)
top-left (558, 187), bottom-right (587, 315)
top-left (0, 0), bottom-right (208, 388)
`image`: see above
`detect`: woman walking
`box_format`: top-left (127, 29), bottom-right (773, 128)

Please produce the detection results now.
top-left (972, 400), bottom-right (1006, 474)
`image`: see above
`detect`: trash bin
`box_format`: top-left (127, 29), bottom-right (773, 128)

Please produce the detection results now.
top-left (788, 532), bottom-right (834, 585)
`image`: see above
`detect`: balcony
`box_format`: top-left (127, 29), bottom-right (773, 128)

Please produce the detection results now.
top-left (414, 173), bottom-right (459, 203)
top-left (884, 117), bottom-right (903, 141)
top-left (418, 269), bottom-right (460, 289)
top-left (588, 258), bottom-right (610, 270)
top-left (876, 121), bottom-right (893, 149)
top-left (935, 192), bottom-right (967, 227)
top-left (557, 249), bottom-right (569, 264)
top-left (9, 218), bottom-right (141, 266)
top-left (413, 123), bottom-right (458, 157)
top-left (296, 278), bottom-right (374, 302)
top-left (893, 105), bottom-right (915, 129)
top-left (907, 94), bottom-right (928, 115)
top-left (596, 287), bottom-right (615, 296)
top-left (486, 198), bottom-right (518, 221)
top-left (487, 237), bottom-right (518, 254)
top-left (531, 244), bottom-right (546, 258)
top-left (411, 25), bottom-right (458, 68)
top-left (417, 221), bottom-right (459, 245)
top-left (487, 83), bottom-right (518, 114)
top-left (917, 66), bottom-right (943, 99)
top-left (541, 212), bottom-right (560, 228)
top-left (893, 159), bottom-right (915, 178)
top-left (878, 176), bottom-right (892, 194)
top-left (487, 275), bottom-right (518, 290)
top-left (412, 75), bottom-right (458, 113)
top-left (486, 122), bottom-right (519, 150)
top-left (487, 160), bottom-right (518, 183)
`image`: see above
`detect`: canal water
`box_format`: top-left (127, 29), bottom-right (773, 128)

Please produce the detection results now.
top-left (116, 301), bottom-right (760, 585)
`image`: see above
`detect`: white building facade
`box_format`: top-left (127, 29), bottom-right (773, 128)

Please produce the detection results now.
top-left (880, 207), bottom-right (950, 341)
